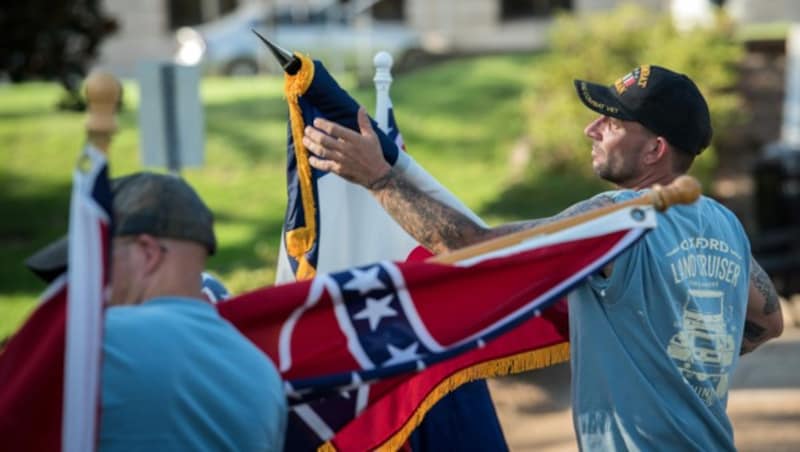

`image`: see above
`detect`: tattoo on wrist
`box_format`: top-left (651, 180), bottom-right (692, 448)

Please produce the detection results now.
top-left (367, 168), bottom-right (394, 191)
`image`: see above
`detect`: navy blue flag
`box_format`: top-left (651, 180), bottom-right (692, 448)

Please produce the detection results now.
top-left (280, 59), bottom-right (401, 280)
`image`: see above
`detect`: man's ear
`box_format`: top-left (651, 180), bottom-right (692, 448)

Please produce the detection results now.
top-left (643, 136), bottom-right (668, 165)
top-left (136, 234), bottom-right (166, 275)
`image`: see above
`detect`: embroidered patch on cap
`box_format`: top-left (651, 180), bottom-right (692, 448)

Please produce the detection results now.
top-left (614, 65), bottom-right (651, 95)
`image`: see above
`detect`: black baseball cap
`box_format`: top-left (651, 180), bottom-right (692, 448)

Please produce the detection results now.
top-left (574, 65), bottom-right (712, 155)
top-left (25, 172), bottom-right (216, 283)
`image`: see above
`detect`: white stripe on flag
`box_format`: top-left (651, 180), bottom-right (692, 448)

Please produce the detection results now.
top-left (278, 275), bottom-right (328, 372)
top-left (63, 146), bottom-right (109, 452)
top-left (293, 404), bottom-right (336, 440)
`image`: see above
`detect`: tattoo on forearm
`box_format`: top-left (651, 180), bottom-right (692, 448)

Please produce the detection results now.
top-left (751, 257), bottom-right (780, 315)
top-left (374, 177), bottom-right (615, 254)
top-left (743, 320), bottom-right (766, 343)
top-left (375, 169), bottom-right (489, 253)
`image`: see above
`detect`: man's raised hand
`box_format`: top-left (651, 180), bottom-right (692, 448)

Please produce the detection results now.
top-left (303, 106), bottom-right (393, 189)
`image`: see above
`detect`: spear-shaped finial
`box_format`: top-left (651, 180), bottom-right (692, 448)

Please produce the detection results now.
top-left (251, 29), bottom-right (302, 75)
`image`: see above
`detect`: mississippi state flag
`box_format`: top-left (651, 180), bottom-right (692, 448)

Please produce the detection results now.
top-left (0, 146), bottom-right (112, 452)
top-left (221, 204), bottom-right (656, 450)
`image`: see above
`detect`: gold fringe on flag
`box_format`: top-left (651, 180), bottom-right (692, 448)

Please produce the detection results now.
top-left (318, 343), bottom-right (570, 451)
top-left (284, 53), bottom-right (317, 281)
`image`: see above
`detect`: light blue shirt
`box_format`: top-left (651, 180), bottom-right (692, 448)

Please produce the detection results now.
top-left (100, 297), bottom-right (287, 451)
top-left (568, 191), bottom-right (750, 451)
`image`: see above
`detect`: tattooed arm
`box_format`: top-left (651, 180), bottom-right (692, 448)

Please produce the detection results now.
top-left (304, 106), bottom-right (615, 254)
top-left (369, 166), bottom-right (616, 253)
top-left (368, 167), bottom-right (490, 253)
top-left (740, 257), bottom-right (783, 355)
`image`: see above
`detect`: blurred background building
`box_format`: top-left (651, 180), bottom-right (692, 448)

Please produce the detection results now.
top-left (98, 0), bottom-right (800, 77)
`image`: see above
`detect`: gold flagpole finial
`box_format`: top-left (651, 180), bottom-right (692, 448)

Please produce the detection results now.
top-left (84, 71), bottom-right (122, 153)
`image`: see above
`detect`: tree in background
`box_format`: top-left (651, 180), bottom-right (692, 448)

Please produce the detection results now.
top-left (0, 0), bottom-right (117, 110)
top-left (522, 4), bottom-right (744, 185)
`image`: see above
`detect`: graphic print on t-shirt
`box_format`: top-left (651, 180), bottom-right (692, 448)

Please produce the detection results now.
top-left (665, 237), bottom-right (744, 405)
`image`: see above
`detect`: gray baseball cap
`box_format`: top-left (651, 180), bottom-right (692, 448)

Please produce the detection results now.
top-left (25, 172), bottom-right (217, 282)
top-left (112, 172), bottom-right (216, 253)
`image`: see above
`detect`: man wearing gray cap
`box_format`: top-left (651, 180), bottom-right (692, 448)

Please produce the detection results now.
top-left (300, 65), bottom-right (783, 450)
top-left (86, 172), bottom-right (284, 451)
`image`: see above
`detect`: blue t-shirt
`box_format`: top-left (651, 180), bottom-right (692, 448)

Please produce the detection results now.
top-left (100, 297), bottom-right (287, 451)
top-left (568, 191), bottom-right (750, 451)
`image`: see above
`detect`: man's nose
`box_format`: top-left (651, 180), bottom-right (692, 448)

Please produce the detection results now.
top-left (584, 116), bottom-right (604, 140)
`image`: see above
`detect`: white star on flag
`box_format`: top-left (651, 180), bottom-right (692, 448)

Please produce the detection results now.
top-left (382, 342), bottom-right (421, 367)
top-left (353, 294), bottom-right (397, 331)
top-left (343, 267), bottom-right (385, 295)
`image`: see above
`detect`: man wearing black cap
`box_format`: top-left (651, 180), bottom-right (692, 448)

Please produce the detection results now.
top-left (27, 172), bottom-right (287, 450)
top-left (300, 65), bottom-right (784, 449)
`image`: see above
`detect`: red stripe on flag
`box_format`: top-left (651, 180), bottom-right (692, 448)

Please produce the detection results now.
top-left (397, 231), bottom-right (624, 346)
top-left (218, 278), bottom-right (362, 379)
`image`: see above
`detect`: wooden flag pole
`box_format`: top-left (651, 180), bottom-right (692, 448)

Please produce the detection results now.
top-left (62, 71), bottom-right (122, 452)
top-left (84, 71), bottom-right (122, 153)
top-left (431, 175), bottom-right (701, 264)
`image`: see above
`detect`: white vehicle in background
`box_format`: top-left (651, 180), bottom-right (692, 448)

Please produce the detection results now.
top-left (175, 2), bottom-right (423, 76)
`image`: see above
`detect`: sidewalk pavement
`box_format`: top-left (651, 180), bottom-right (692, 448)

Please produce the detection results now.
top-left (488, 326), bottom-right (800, 451)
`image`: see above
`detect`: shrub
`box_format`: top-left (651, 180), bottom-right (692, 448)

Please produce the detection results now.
top-left (522, 3), bottom-right (744, 185)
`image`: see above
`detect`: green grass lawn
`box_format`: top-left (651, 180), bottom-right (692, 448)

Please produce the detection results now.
top-left (0, 52), bottom-right (608, 337)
